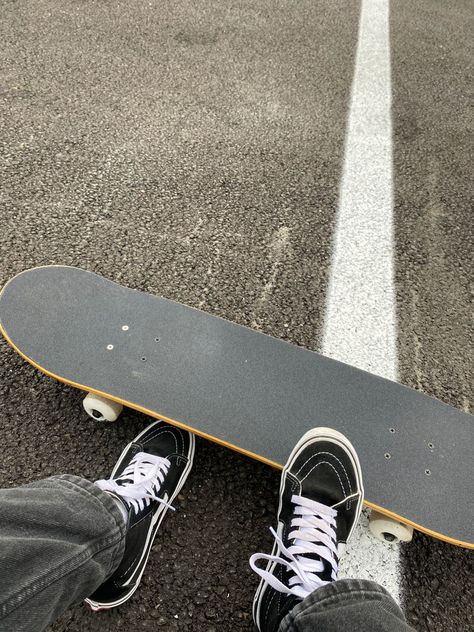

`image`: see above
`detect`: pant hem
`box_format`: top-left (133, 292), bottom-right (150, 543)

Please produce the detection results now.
top-left (0, 475), bottom-right (127, 619)
top-left (279, 579), bottom-right (404, 632)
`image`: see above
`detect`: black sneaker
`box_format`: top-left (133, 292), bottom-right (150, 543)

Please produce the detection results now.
top-left (250, 427), bottom-right (364, 632)
top-left (85, 420), bottom-right (195, 611)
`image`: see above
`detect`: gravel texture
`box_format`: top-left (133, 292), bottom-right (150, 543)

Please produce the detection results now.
top-left (1, 0), bottom-right (473, 630)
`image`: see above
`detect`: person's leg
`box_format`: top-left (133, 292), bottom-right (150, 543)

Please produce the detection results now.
top-left (0, 474), bottom-right (126, 632)
top-left (0, 420), bottom-right (194, 632)
top-left (278, 578), bottom-right (413, 632)
top-left (250, 427), bottom-right (415, 632)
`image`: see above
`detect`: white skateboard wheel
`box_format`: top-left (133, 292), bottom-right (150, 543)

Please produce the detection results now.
top-left (369, 511), bottom-right (413, 544)
top-left (83, 393), bottom-right (123, 422)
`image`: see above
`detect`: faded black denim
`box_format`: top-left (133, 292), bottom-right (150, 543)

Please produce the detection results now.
top-left (0, 476), bottom-right (415, 632)
top-left (0, 475), bottom-right (126, 632)
top-left (279, 578), bottom-right (415, 632)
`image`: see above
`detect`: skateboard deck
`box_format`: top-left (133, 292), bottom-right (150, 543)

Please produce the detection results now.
top-left (0, 266), bottom-right (472, 548)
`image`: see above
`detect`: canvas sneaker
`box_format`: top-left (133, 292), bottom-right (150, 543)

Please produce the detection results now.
top-left (85, 420), bottom-right (194, 610)
top-left (250, 427), bottom-right (364, 632)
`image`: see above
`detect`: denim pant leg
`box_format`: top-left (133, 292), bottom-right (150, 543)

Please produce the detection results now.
top-left (0, 474), bottom-right (126, 632)
top-left (279, 579), bottom-right (415, 632)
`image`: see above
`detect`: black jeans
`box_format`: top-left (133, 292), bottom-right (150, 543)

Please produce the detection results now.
top-left (279, 579), bottom-right (414, 632)
top-left (0, 475), bottom-right (414, 632)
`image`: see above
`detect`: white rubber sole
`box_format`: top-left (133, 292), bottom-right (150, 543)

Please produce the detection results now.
top-left (85, 421), bottom-right (195, 611)
top-left (252, 427), bottom-right (364, 630)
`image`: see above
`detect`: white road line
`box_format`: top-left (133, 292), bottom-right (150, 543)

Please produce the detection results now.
top-left (321, 0), bottom-right (401, 600)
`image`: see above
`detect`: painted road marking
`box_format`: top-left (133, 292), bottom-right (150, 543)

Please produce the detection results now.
top-left (321, 0), bottom-right (401, 600)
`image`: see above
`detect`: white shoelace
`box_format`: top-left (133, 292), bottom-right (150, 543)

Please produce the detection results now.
top-left (250, 494), bottom-right (357, 600)
top-left (95, 452), bottom-right (175, 515)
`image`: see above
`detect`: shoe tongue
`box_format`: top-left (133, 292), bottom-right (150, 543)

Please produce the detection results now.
top-left (316, 555), bottom-right (334, 582)
top-left (293, 542), bottom-right (335, 584)
top-left (289, 504), bottom-right (338, 584)
top-left (116, 478), bottom-right (133, 487)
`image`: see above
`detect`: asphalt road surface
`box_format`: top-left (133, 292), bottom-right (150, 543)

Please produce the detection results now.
top-left (1, 1), bottom-right (473, 631)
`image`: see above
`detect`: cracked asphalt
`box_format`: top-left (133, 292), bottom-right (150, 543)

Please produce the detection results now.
top-left (1, 0), bottom-right (472, 630)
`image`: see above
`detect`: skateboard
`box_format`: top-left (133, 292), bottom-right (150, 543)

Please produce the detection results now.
top-left (0, 266), bottom-right (473, 549)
